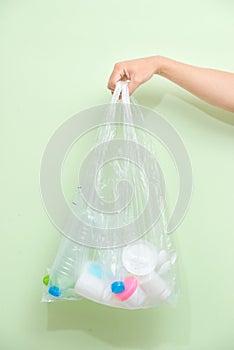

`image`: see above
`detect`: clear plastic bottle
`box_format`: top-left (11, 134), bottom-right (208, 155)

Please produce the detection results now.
top-left (48, 237), bottom-right (89, 298)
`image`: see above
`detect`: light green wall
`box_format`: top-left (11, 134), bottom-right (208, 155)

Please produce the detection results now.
top-left (1, 1), bottom-right (234, 349)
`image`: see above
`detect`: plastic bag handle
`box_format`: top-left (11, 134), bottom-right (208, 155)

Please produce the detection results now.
top-left (111, 81), bottom-right (130, 105)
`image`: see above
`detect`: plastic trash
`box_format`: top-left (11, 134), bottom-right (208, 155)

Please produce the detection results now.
top-left (41, 81), bottom-right (178, 309)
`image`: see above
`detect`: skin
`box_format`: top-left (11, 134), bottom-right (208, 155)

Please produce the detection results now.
top-left (107, 56), bottom-right (234, 113)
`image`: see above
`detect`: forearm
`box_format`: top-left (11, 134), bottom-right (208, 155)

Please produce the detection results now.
top-left (157, 56), bottom-right (234, 112)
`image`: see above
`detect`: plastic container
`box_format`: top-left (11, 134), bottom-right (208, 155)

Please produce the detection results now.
top-left (122, 240), bottom-right (158, 276)
top-left (74, 262), bottom-right (112, 302)
top-left (139, 272), bottom-right (171, 302)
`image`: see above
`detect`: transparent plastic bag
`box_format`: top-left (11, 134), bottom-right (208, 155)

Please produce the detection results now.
top-left (42, 81), bottom-right (178, 309)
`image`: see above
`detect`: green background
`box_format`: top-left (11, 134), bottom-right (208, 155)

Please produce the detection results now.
top-left (1, 0), bottom-right (234, 349)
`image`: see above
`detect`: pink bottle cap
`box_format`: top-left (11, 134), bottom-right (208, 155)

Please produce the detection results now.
top-left (114, 276), bottom-right (138, 301)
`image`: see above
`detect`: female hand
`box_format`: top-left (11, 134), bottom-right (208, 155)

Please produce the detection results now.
top-left (107, 56), bottom-right (162, 96)
top-left (107, 55), bottom-right (234, 112)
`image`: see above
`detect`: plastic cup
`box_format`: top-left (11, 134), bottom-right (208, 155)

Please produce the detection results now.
top-left (122, 240), bottom-right (158, 276)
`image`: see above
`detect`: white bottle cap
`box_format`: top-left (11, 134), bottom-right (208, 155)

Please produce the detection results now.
top-left (122, 240), bottom-right (158, 276)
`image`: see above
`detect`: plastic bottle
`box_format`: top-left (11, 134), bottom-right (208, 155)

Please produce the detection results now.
top-left (74, 262), bottom-right (112, 302)
top-left (48, 237), bottom-right (88, 296)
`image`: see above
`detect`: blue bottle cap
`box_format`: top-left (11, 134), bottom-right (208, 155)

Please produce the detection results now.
top-left (48, 285), bottom-right (61, 297)
top-left (111, 281), bottom-right (125, 294)
top-left (88, 263), bottom-right (103, 279)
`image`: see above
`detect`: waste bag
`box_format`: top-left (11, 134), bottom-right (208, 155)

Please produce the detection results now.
top-left (41, 81), bottom-right (178, 309)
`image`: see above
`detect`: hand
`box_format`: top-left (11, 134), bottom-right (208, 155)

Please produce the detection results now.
top-left (107, 56), bottom-right (162, 96)
top-left (108, 55), bottom-right (234, 112)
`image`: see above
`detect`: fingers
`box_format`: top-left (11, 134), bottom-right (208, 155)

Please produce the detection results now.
top-left (127, 79), bottom-right (141, 96)
top-left (107, 62), bottom-right (141, 96)
top-left (107, 65), bottom-right (122, 92)
top-left (107, 63), bottom-right (131, 92)
top-left (108, 57), bottom-right (157, 96)
top-left (108, 77), bottom-right (140, 97)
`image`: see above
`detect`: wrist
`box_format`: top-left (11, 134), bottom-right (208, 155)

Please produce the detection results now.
top-left (153, 56), bottom-right (172, 76)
